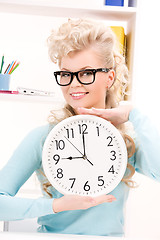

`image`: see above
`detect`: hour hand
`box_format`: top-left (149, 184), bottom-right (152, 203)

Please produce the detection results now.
top-left (62, 156), bottom-right (84, 160)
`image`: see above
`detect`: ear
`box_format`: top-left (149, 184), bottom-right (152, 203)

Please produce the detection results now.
top-left (106, 70), bottom-right (115, 89)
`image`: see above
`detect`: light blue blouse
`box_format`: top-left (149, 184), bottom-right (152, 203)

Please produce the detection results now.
top-left (0, 108), bottom-right (160, 236)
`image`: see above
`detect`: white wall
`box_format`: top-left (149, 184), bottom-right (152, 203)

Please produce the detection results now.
top-left (132, 0), bottom-right (160, 128)
top-left (0, 0), bottom-right (160, 238)
top-left (125, 0), bottom-right (160, 238)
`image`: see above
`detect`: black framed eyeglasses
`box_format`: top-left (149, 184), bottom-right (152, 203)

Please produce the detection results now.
top-left (54, 68), bottom-right (111, 86)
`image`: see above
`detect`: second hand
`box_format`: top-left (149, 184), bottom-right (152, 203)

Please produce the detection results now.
top-left (64, 136), bottom-right (94, 166)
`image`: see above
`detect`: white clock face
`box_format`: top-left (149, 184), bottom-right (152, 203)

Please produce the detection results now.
top-left (42, 115), bottom-right (127, 197)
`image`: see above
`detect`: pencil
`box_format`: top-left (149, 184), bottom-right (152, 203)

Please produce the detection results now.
top-left (6, 61), bottom-right (14, 74)
top-left (8, 61), bottom-right (16, 74)
top-left (0, 55), bottom-right (4, 74)
top-left (10, 62), bottom-right (20, 74)
top-left (4, 64), bottom-right (10, 74)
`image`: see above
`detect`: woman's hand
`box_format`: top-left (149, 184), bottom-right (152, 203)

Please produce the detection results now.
top-left (76, 101), bottom-right (133, 127)
top-left (53, 194), bottom-right (116, 213)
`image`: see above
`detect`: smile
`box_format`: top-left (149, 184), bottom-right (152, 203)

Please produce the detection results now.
top-left (70, 92), bottom-right (89, 99)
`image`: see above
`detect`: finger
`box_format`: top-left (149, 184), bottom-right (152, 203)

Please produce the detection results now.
top-left (92, 108), bottom-right (115, 123)
top-left (93, 194), bottom-right (116, 205)
top-left (92, 107), bottom-right (111, 117)
top-left (76, 107), bottom-right (94, 115)
top-left (77, 107), bottom-right (114, 124)
top-left (77, 107), bottom-right (106, 118)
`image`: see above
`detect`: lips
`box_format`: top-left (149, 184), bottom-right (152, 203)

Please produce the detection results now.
top-left (70, 92), bottom-right (89, 100)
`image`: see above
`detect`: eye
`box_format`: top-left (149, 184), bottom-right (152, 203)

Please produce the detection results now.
top-left (60, 72), bottom-right (71, 78)
top-left (79, 70), bottom-right (93, 78)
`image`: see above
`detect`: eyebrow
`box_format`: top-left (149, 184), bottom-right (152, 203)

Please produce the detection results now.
top-left (61, 66), bottom-right (93, 71)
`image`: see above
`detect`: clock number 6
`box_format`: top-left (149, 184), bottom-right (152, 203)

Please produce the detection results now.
top-left (84, 181), bottom-right (90, 191)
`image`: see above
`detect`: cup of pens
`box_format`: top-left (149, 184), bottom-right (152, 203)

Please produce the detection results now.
top-left (0, 55), bottom-right (20, 91)
top-left (0, 74), bottom-right (11, 90)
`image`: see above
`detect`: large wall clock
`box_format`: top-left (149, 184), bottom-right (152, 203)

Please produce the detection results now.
top-left (42, 115), bottom-right (127, 197)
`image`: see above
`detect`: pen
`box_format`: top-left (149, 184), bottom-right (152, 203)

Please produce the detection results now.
top-left (0, 55), bottom-right (4, 74)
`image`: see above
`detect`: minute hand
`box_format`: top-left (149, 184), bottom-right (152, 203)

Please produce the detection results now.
top-left (82, 133), bottom-right (86, 157)
top-left (64, 136), bottom-right (93, 166)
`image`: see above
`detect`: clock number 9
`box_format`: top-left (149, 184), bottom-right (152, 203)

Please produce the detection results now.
top-left (53, 154), bottom-right (60, 164)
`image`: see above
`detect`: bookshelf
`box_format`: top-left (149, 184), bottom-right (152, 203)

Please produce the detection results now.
top-left (0, 0), bottom-right (137, 102)
top-left (0, 93), bottom-right (61, 103)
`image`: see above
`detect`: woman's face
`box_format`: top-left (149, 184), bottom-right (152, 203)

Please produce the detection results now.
top-left (60, 48), bottom-right (115, 111)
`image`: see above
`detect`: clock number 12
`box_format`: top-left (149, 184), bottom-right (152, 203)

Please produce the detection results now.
top-left (78, 124), bottom-right (88, 134)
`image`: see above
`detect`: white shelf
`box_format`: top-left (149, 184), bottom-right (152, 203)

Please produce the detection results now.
top-left (0, 1), bottom-right (136, 21)
top-left (0, 93), bottom-right (63, 104)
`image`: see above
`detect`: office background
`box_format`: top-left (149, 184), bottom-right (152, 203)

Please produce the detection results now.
top-left (0, 0), bottom-right (160, 238)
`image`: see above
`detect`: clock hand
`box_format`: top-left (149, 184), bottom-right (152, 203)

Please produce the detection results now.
top-left (64, 136), bottom-right (84, 156)
top-left (82, 133), bottom-right (87, 157)
top-left (81, 133), bottom-right (94, 166)
top-left (62, 156), bottom-right (84, 160)
top-left (84, 157), bottom-right (94, 166)
top-left (64, 136), bottom-right (94, 166)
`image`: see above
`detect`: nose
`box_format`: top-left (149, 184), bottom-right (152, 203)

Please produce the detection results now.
top-left (70, 75), bottom-right (82, 88)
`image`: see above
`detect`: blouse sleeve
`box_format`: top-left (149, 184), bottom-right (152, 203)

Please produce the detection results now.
top-left (129, 108), bottom-right (160, 181)
top-left (0, 125), bottom-right (55, 221)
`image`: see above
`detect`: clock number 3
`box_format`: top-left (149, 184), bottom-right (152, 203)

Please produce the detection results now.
top-left (110, 150), bottom-right (116, 161)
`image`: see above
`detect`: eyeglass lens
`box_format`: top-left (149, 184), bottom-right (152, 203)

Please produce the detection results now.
top-left (57, 69), bottom-right (94, 86)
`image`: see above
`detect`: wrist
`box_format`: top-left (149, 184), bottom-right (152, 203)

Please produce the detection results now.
top-left (53, 198), bottom-right (63, 213)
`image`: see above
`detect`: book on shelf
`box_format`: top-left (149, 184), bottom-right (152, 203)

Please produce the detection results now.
top-left (110, 26), bottom-right (126, 57)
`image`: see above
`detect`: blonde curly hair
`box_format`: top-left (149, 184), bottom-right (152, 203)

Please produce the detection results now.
top-left (48, 18), bottom-right (128, 104)
top-left (43, 18), bottom-right (136, 197)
